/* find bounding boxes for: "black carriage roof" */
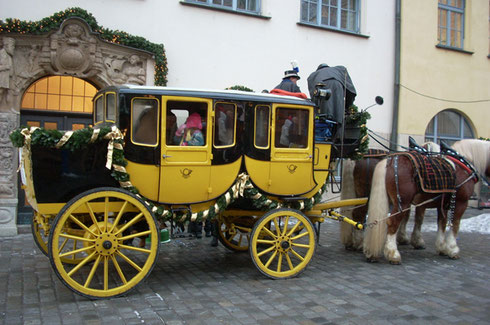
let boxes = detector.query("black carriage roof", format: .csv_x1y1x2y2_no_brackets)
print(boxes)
98,84,315,107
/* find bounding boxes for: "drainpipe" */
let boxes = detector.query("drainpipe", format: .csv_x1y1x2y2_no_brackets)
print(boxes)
390,0,401,150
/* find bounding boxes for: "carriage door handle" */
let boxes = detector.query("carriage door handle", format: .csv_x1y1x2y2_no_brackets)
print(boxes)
162,154,172,159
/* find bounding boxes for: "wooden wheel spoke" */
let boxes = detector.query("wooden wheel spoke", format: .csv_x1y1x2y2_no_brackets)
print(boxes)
291,242,311,249
264,250,277,268
290,248,305,262
119,230,152,241
262,226,277,239
110,201,129,233
273,218,281,236
257,239,275,245
286,221,302,237
85,202,101,234
67,251,97,277
103,256,109,291
59,244,95,258
114,212,144,236
291,231,309,241
285,252,294,270
84,255,102,288
257,245,275,257
237,234,244,246
59,237,69,251
276,252,283,272
116,251,142,272
111,255,127,284
282,216,290,236
68,215,97,237
59,233,95,243
104,197,109,231
119,244,151,254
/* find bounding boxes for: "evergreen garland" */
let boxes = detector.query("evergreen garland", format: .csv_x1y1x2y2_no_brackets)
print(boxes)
226,85,254,92
10,126,329,225
0,7,168,86
345,104,371,160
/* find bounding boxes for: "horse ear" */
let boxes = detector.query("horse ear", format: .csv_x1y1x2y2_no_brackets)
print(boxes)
440,141,452,153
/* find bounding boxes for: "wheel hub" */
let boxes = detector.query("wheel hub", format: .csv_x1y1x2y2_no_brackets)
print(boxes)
95,232,119,256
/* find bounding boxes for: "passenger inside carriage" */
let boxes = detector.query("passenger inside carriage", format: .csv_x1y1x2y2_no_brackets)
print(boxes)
175,112,205,146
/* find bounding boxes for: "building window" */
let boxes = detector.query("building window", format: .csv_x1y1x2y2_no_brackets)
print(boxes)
185,0,261,14
21,76,96,113
438,0,465,49
300,0,360,33
425,109,474,146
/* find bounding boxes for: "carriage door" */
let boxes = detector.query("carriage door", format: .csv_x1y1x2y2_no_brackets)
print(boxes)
158,97,212,204
269,104,316,195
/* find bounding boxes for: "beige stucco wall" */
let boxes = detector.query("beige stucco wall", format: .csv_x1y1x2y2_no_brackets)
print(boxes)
398,0,490,141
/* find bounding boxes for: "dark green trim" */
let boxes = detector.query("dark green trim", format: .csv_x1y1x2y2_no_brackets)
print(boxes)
435,44,474,55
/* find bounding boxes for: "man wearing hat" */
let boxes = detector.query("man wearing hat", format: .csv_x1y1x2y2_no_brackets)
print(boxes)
307,64,356,126
273,70,302,93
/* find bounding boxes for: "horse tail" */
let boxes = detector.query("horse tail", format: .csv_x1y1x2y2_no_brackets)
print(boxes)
363,158,389,260
340,159,356,246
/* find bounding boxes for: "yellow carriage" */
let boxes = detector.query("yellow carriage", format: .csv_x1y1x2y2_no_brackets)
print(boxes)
12,85,369,299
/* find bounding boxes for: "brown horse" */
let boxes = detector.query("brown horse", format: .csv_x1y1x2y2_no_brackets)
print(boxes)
340,143,440,251
363,139,489,264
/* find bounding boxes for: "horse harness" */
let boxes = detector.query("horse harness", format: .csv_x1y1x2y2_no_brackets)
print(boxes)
383,149,478,227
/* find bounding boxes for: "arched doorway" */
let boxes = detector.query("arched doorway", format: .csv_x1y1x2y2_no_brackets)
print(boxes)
424,109,475,146
17,75,98,224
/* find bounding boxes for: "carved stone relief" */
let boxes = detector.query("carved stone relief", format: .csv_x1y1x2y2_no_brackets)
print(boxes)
0,17,154,234
0,112,17,199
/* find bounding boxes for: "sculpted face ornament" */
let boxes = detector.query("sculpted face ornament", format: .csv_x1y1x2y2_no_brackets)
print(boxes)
287,164,298,173
180,168,193,178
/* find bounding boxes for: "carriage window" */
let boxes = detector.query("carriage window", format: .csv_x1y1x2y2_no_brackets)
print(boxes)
94,95,104,124
255,105,270,148
132,98,159,146
275,107,309,148
166,100,207,146
106,93,116,122
214,102,236,147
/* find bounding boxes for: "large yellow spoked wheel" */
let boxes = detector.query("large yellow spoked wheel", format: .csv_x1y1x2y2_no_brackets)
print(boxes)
218,215,255,252
32,212,85,264
250,208,316,279
48,187,159,299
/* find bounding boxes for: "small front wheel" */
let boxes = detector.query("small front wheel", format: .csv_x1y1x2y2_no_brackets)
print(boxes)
250,208,316,279
48,188,159,299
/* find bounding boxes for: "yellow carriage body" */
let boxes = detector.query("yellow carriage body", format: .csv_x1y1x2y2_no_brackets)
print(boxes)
17,85,369,298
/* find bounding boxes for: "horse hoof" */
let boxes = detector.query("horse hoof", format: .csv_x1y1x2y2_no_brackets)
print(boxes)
449,255,460,260
397,239,410,246
389,260,401,265
439,252,447,256
413,245,426,250
366,257,378,263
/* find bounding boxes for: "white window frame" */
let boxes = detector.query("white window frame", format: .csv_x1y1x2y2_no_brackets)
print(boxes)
425,109,474,145
185,0,261,14
300,0,360,33
438,0,465,49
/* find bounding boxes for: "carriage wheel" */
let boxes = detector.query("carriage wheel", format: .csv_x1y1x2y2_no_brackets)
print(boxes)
48,188,159,299
32,212,51,257
217,215,255,252
250,208,316,279
32,212,86,264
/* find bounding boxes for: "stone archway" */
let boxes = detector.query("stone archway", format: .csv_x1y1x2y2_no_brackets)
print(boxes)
0,17,155,236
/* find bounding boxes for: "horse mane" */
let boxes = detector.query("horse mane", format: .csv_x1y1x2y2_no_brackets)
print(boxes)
422,141,440,153
452,139,490,176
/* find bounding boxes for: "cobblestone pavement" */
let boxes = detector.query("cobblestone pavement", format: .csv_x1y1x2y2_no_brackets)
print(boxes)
0,207,489,325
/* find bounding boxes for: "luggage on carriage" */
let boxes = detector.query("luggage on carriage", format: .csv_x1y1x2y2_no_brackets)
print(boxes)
11,84,375,298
